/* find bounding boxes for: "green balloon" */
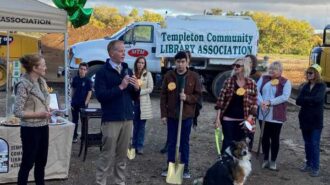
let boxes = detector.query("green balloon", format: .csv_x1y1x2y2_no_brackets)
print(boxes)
52,0,93,28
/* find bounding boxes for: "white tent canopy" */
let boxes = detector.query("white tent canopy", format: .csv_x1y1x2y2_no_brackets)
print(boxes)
0,0,69,116
0,0,67,33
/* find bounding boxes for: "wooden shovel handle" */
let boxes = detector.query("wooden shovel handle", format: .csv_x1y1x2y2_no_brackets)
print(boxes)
175,89,184,164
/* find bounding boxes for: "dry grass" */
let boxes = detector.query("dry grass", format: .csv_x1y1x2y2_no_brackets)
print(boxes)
259,54,309,87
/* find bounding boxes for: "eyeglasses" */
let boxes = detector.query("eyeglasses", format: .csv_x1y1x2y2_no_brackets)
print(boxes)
306,71,314,75
232,64,243,68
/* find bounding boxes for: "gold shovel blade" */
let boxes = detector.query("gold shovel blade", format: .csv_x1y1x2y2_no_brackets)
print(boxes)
166,162,184,184
127,148,136,160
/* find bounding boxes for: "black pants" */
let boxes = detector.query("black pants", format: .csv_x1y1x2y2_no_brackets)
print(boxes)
259,120,282,161
71,105,85,139
18,125,49,185
221,120,246,154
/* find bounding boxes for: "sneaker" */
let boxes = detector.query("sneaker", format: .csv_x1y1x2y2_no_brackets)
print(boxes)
183,171,191,179
183,168,191,179
310,170,320,177
161,168,168,177
262,160,269,169
137,149,144,155
300,164,312,172
72,138,78,143
269,161,277,171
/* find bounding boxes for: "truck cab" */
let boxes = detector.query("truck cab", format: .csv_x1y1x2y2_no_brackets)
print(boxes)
69,22,161,82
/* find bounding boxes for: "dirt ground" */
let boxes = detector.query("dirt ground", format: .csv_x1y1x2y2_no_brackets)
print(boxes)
1,87,329,185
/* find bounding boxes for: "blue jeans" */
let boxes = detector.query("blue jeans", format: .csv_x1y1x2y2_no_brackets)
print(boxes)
133,102,146,150
167,117,193,167
301,129,322,171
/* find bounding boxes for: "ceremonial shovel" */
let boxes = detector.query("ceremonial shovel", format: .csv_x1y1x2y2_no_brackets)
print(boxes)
127,133,136,160
166,89,185,184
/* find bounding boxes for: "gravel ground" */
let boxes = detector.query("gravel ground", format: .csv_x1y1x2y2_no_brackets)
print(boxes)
1,87,329,185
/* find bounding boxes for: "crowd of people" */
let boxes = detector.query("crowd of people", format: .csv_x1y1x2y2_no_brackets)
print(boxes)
13,39,326,185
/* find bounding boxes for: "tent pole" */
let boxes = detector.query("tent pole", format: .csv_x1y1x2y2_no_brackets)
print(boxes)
5,31,10,118
64,32,69,116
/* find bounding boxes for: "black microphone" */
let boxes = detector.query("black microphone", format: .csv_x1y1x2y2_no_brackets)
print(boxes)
124,68,129,76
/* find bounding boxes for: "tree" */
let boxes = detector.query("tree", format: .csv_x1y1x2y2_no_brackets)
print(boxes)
142,10,164,23
129,8,141,22
129,8,139,18
250,12,314,55
210,8,223,15
226,11,236,16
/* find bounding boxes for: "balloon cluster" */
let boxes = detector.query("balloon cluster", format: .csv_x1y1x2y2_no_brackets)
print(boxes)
52,0,93,28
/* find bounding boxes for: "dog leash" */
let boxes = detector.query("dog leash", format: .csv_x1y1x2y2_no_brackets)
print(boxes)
256,107,270,158
215,128,223,156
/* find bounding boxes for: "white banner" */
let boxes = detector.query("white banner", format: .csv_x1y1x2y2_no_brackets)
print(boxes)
156,29,258,58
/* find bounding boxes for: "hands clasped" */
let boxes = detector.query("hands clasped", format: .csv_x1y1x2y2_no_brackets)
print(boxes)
119,75,140,90
261,100,270,111
179,92,186,101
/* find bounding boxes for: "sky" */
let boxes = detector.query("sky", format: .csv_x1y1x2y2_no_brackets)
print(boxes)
40,0,330,30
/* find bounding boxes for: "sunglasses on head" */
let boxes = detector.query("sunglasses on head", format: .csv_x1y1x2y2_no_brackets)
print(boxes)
306,71,314,75
232,64,243,68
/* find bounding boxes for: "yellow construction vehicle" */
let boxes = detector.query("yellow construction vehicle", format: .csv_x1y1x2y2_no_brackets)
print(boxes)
0,33,40,90
310,24,330,107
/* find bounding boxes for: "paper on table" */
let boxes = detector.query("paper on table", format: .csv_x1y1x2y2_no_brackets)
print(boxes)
50,109,67,124
51,109,67,115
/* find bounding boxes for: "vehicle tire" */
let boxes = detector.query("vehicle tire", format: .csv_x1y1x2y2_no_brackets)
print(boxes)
86,64,103,99
211,70,231,98
0,64,7,91
87,64,103,85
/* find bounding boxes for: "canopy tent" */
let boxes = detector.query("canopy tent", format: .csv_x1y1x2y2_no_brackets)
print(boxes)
0,0,70,116
0,0,67,32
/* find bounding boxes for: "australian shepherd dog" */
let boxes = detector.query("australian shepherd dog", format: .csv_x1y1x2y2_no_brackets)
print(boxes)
194,139,252,185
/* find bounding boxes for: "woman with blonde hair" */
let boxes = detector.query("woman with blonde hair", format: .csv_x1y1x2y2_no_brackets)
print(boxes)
214,57,258,154
14,54,51,185
296,64,326,177
257,61,292,170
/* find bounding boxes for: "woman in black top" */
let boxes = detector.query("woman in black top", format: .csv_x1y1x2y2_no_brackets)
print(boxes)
296,64,326,177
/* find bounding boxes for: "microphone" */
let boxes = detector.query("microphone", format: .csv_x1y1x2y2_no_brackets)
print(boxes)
124,68,129,76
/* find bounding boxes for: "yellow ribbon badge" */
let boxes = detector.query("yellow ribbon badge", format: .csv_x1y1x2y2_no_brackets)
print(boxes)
137,79,143,87
47,87,53,93
271,79,279,86
168,82,176,91
236,87,246,96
